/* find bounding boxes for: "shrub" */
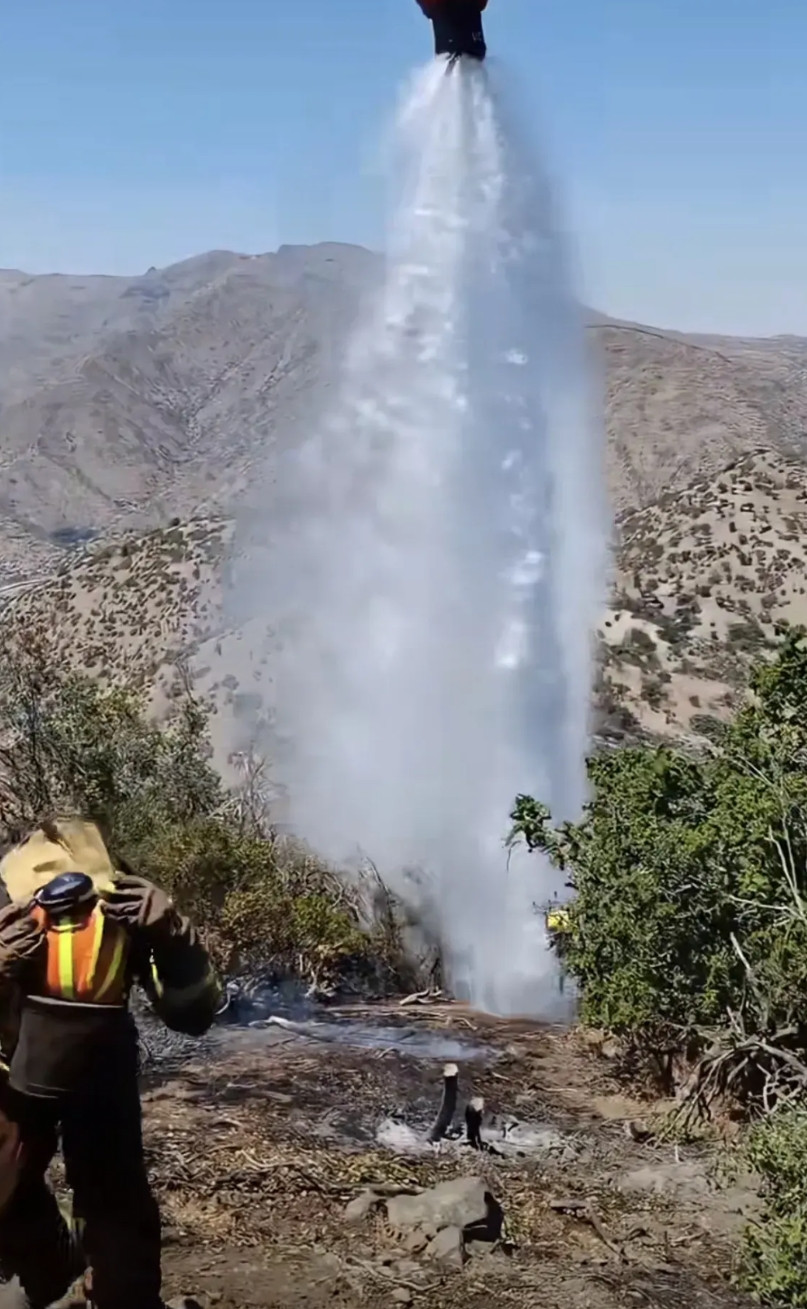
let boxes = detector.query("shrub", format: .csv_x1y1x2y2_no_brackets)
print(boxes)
508,750,736,1044
737,1111,807,1306
509,628,807,1082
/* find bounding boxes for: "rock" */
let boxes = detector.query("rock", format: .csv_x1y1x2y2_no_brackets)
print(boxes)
386,1176,502,1241
391,1291,414,1306
580,1027,608,1050
620,1161,710,1200
424,1225,467,1269
403,1228,429,1254
345,1188,383,1223
264,1090,294,1106
619,1157,761,1235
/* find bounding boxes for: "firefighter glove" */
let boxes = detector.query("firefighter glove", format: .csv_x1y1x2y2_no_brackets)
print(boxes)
103,874,178,940
0,901,44,978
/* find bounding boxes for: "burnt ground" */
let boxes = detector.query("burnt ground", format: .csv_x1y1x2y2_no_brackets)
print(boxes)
119,1004,762,1309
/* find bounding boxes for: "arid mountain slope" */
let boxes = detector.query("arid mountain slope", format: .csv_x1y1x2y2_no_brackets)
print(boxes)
0,245,374,577
2,245,807,583
0,518,260,770
599,324,807,512
5,447,806,746
599,447,807,738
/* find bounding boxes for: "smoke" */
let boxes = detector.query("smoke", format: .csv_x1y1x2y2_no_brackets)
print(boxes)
229,58,606,1017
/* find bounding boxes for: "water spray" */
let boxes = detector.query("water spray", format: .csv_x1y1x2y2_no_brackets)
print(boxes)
233,58,605,1017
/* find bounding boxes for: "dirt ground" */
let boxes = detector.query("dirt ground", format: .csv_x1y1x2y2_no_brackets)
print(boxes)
120,1003,762,1309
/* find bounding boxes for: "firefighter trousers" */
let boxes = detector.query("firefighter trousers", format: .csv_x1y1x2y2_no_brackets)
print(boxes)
0,1039,162,1309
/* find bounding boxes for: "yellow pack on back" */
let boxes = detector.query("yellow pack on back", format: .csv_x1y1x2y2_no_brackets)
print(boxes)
0,818,117,905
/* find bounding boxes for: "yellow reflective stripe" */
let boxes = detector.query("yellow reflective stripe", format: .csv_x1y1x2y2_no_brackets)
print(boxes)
154,966,219,1008
44,911,127,1003
56,919,76,999
85,909,105,990
93,929,127,1003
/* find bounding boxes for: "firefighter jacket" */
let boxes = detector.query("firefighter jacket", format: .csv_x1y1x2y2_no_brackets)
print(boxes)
0,818,222,1098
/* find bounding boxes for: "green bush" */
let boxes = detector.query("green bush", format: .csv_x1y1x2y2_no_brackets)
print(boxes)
738,1111,807,1306
509,751,736,1043
509,628,807,1055
512,629,807,1298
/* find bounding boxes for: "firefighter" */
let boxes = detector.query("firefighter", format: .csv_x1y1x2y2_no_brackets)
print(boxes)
545,904,571,937
0,817,222,1309
415,0,489,62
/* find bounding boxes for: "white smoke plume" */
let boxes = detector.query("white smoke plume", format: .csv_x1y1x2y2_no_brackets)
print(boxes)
230,58,606,1016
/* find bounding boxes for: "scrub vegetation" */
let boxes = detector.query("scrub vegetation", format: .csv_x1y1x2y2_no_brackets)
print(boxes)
511,626,807,1304
0,639,414,999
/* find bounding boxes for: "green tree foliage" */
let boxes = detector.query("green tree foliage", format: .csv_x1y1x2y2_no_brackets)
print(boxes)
508,628,807,1050
510,630,807,1305
738,1111,807,1306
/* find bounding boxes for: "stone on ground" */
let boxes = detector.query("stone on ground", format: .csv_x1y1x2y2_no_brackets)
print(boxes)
424,1225,467,1269
385,1175,503,1245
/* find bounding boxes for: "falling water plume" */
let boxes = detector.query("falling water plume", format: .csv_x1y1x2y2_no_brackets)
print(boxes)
234,58,606,1016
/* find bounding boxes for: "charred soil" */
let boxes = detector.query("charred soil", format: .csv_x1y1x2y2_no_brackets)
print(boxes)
124,1004,761,1309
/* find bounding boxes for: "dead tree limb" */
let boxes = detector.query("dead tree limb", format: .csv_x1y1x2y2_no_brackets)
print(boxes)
674,1024,807,1125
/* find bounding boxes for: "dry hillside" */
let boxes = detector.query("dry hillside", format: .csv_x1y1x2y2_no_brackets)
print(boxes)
0,246,374,580
599,447,807,739
0,518,271,770
5,445,806,747
4,243,807,746
3,246,807,585
599,323,807,512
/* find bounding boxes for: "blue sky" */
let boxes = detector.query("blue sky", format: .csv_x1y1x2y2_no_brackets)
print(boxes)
0,0,802,335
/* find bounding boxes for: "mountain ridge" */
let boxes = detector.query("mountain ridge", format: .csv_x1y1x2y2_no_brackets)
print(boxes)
3,242,807,746
2,242,807,586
